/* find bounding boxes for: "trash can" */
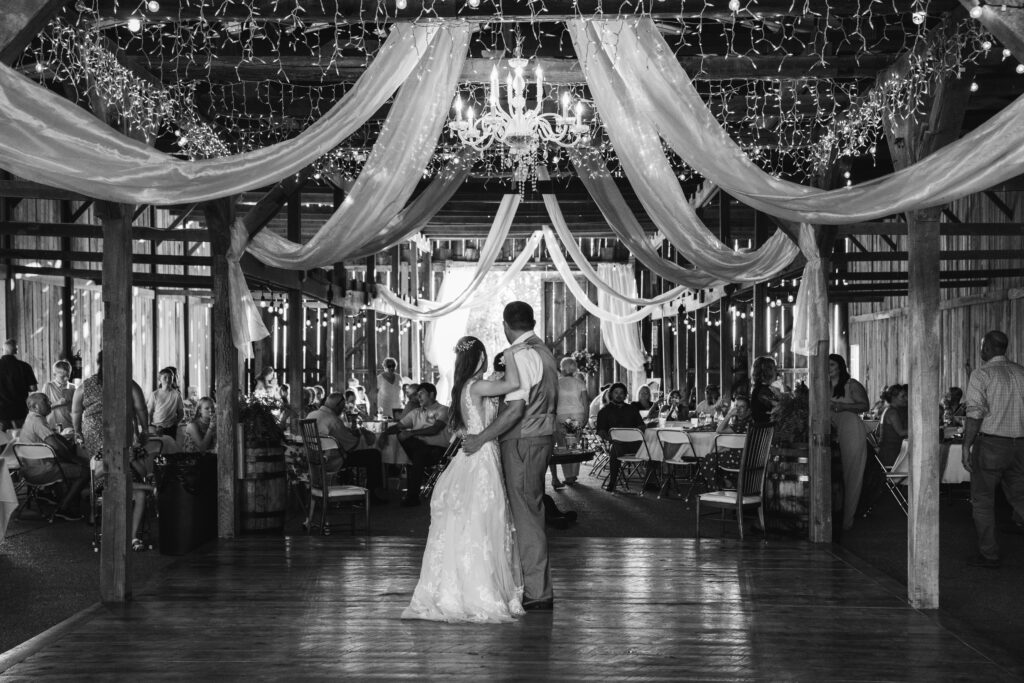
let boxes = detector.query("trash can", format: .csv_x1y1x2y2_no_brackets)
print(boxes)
157,452,217,555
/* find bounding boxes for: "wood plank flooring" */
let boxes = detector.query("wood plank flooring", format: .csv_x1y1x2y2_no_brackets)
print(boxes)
3,536,1020,681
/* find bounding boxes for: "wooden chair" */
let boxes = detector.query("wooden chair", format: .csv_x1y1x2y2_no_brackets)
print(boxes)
299,419,369,535
696,425,774,540
12,443,67,522
655,429,699,500
606,428,654,493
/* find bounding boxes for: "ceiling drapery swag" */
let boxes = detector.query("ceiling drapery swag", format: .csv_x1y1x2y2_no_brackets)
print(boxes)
0,22,469,204
578,17,1024,224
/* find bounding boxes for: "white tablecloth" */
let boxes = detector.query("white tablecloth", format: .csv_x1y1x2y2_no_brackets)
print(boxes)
376,433,412,466
893,440,971,484
643,429,730,462
1,456,18,544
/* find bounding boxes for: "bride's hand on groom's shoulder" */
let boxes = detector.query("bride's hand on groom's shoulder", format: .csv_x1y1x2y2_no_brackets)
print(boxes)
462,434,483,454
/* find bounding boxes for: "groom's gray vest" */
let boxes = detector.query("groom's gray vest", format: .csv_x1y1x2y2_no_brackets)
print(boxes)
500,334,559,441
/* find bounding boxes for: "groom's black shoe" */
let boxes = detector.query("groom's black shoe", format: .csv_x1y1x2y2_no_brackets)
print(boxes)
523,599,554,612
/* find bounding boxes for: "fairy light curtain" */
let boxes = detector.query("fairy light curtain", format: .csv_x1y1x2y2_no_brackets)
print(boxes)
0,23,466,204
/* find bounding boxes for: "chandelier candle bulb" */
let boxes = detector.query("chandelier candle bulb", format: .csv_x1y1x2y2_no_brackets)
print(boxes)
561,92,570,120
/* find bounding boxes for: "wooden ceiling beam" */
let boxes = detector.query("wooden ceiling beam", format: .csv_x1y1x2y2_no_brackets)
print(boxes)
841,249,1024,262
960,0,1024,62
0,0,67,65
838,221,1024,236
0,220,210,242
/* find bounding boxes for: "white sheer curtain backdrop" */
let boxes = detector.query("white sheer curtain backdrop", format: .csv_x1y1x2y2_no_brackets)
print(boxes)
596,264,648,374
424,265,476,401
568,22,800,282
587,18,1024,224
0,23,462,204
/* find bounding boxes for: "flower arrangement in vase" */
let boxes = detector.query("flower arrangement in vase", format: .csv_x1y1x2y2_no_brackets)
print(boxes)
571,350,599,376
560,417,582,448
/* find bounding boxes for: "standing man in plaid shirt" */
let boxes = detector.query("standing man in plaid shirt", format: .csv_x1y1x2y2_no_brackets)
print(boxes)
962,330,1024,568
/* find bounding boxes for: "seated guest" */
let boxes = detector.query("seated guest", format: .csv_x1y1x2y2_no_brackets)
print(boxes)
660,390,685,422
588,383,612,428
43,360,75,430
307,393,386,504
632,384,660,422
394,382,421,423
181,386,199,423
942,386,966,425
21,392,87,520
868,387,888,420
182,397,216,453
695,384,727,419
596,382,645,493
716,396,752,435
859,383,908,518
385,383,450,507
147,367,184,438
312,385,326,408
253,366,279,400
276,383,300,432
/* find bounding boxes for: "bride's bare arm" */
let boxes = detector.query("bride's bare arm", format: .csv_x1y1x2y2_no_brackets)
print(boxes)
471,349,524,398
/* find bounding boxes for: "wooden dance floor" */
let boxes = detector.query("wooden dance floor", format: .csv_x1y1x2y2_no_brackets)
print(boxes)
3,536,1021,681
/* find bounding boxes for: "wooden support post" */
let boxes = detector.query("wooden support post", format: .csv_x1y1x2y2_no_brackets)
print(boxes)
907,208,942,607
409,247,422,382
332,264,346,389
718,193,734,395
97,201,134,602
59,201,74,360
880,18,971,607
752,212,769,358
204,199,239,539
287,194,304,418
365,256,378,401
807,232,835,544
695,309,708,402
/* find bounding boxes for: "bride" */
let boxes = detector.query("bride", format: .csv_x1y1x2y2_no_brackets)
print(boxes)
402,336,525,623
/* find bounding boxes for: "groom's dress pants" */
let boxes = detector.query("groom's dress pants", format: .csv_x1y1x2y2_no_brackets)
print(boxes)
501,435,554,602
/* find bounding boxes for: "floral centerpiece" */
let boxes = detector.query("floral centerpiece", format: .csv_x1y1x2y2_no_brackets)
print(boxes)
239,394,286,446
560,417,582,448
571,350,599,375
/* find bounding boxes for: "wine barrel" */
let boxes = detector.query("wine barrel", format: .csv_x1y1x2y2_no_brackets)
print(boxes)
764,444,810,533
239,443,287,534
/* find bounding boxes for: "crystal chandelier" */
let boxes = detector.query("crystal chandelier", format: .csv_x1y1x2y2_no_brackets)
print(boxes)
448,48,590,187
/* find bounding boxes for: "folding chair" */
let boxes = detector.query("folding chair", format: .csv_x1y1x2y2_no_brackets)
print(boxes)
421,436,462,502
12,443,68,523
656,429,699,500
877,441,910,515
606,428,654,493
299,419,369,535
697,425,774,540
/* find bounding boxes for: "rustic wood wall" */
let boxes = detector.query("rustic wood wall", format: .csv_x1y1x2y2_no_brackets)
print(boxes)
847,189,1024,396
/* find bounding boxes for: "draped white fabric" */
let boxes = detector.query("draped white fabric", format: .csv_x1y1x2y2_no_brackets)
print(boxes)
228,220,272,358
790,224,828,356
0,23,466,204
587,17,1024,224
568,22,801,282
244,32,473,272
543,194,692,304
596,264,648,372
374,196,545,320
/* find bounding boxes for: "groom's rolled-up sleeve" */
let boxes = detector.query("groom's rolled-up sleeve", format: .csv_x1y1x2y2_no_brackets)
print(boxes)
504,348,542,403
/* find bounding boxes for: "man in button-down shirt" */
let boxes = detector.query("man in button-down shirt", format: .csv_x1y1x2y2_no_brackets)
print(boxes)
962,330,1024,568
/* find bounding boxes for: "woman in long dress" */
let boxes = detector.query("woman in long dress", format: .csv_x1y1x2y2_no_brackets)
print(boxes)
829,353,870,530
402,336,525,623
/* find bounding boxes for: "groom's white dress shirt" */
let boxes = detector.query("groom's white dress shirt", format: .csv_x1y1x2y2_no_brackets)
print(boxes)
504,331,542,403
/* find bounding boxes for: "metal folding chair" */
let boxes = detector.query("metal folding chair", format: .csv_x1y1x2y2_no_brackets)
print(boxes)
12,443,67,522
421,436,462,501
877,441,910,515
607,428,654,493
656,429,699,500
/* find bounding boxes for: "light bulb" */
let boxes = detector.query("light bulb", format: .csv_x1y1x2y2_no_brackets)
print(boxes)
970,81,979,92
1017,64,1024,74
843,170,851,179
969,4,983,19
126,16,142,32
396,0,407,8
981,40,992,51
468,0,481,8
34,62,45,73
912,10,926,24
1004,48,1012,60
728,0,740,10
146,0,160,11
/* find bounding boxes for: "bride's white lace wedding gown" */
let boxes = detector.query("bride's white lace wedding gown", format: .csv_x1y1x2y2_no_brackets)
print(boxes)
402,379,524,623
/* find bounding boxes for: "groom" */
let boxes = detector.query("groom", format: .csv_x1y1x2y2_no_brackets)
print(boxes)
462,301,557,611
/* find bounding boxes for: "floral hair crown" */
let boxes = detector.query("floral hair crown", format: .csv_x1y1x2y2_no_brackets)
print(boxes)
455,338,475,353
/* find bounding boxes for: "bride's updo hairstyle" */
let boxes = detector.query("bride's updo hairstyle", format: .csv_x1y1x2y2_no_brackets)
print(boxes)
449,336,487,432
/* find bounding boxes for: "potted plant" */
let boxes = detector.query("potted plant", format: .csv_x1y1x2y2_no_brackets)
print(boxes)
237,394,288,534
